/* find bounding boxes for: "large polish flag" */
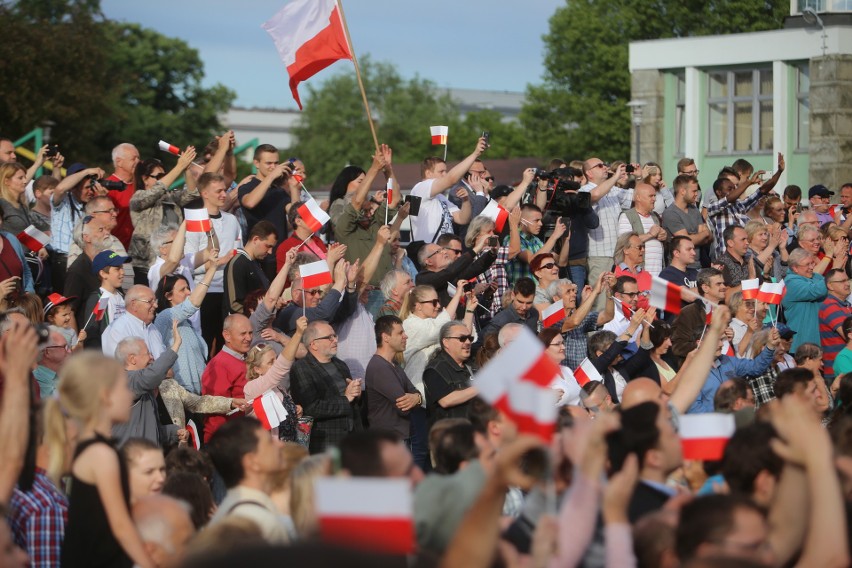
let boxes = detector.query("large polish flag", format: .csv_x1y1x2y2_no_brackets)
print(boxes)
481,199,510,232
573,358,602,387
679,413,736,461
315,477,414,555
298,198,330,233
542,300,564,328
741,278,760,301
476,328,561,441
185,209,212,233
430,125,448,145
262,0,353,109
16,225,49,252
649,275,682,314
756,281,785,305
252,391,289,430
299,260,333,289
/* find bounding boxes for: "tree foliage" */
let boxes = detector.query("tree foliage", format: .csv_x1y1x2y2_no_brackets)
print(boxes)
0,0,234,167
289,57,533,185
521,0,788,162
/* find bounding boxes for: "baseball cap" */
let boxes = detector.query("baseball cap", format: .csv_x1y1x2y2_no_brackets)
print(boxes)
66,163,88,176
43,292,77,316
92,250,131,275
808,184,834,199
490,185,514,201
773,323,796,340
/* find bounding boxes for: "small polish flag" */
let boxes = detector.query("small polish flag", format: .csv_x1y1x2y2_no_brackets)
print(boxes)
741,278,760,301
297,198,330,233
386,178,393,205
475,327,561,440
705,303,712,326
186,419,201,450
158,140,180,156
316,477,414,555
16,225,49,252
300,260,333,290
93,295,109,322
542,300,564,328
573,357,602,387
430,125,448,145
185,209,212,233
649,275,682,314
481,199,510,232
756,281,785,305
252,391,289,430
679,413,736,461
722,340,736,358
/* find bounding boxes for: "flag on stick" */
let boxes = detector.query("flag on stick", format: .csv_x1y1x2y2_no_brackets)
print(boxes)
679,413,736,461
574,358,602,387
93,295,108,322
16,225,49,252
756,281,785,305
475,328,561,441
297,198,330,233
186,419,201,450
741,278,760,301
649,275,682,314
185,209,212,233
430,125,448,145
262,0,353,110
252,391,289,430
542,300,564,328
158,140,180,155
481,200,510,233
315,477,414,555
300,260,333,289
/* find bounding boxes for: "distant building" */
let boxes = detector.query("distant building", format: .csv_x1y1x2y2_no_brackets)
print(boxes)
628,1,852,198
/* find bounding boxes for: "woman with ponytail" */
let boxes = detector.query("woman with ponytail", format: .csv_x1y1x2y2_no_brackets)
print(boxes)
47,352,155,568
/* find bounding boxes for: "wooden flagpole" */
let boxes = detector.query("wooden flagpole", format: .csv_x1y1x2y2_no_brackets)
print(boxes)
336,0,380,153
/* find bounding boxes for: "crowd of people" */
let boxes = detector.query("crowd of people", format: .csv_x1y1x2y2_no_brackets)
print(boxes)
0,130,851,568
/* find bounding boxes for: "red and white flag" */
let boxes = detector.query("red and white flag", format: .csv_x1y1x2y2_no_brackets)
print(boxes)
386,178,393,205
297,198,330,233
481,199,509,232
158,140,180,156
262,0,353,110
186,419,201,450
252,391,289,430
679,413,736,461
315,477,414,555
185,209,212,233
476,328,561,441
300,260,333,289
756,281,785,305
542,300,564,328
430,125,448,145
16,225,49,252
722,340,736,358
649,275,681,314
573,358,602,387
705,302,712,326
93,295,108,322
741,278,759,301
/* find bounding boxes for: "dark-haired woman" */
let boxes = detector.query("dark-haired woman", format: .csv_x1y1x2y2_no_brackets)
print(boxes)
152,258,216,394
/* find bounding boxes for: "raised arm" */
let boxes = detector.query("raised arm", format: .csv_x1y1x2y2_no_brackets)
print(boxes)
188,257,217,307
429,137,487,197
669,306,729,415
203,131,233,176
359,226,391,287
588,164,625,204
351,148,385,211
263,248,297,312
53,167,104,206
240,162,292,210
507,169,536,211
159,147,197,190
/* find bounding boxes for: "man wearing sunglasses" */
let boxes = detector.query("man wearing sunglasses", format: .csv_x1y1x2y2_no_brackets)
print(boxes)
416,235,496,309
423,321,478,425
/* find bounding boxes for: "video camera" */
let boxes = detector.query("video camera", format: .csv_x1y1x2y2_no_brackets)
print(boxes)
534,167,589,215
85,174,126,191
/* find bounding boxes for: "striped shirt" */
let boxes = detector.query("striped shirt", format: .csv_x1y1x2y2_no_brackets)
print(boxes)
50,193,85,254
579,183,634,257
819,294,852,380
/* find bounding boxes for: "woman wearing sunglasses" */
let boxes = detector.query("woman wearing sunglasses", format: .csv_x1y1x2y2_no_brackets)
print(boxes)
129,149,198,285
531,252,562,315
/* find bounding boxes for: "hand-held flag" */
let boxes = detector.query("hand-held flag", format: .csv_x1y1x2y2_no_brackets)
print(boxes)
481,200,509,233
741,278,760,301
649,275,682,314
16,225,49,252
252,391,289,430
573,358,602,387
158,140,180,156
185,209,212,233
186,419,201,450
430,125,448,145
542,300,564,328
300,260,333,289
756,281,785,305
297,198,330,233
679,413,736,461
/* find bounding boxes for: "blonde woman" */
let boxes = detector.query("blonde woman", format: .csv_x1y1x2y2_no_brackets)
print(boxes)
0,162,35,235
289,454,331,539
745,219,786,280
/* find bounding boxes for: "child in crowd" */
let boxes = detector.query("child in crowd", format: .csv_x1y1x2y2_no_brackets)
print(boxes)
43,292,86,351
82,249,130,350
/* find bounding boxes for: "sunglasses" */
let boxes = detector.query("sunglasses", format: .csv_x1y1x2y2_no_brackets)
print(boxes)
538,262,556,271
447,335,474,343
148,172,166,180
418,299,441,307
294,288,322,296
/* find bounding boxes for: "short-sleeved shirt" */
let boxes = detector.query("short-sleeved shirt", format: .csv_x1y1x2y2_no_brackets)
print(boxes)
106,176,136,249
579,182,634,257
661,203,703,270
834,347,852,378
410,179,459,243
237,178,290,239
658,265,698,318
617,211,665,276
819,295,852,379
505,232,543,286
718,251,749,288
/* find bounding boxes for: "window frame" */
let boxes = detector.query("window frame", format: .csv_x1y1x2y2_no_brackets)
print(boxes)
706,68,774,156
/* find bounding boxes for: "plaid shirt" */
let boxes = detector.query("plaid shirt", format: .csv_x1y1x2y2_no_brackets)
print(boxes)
505,232,543,287
745,366,778,408
476,245,511,315
706,192,762,257
580,183,634,257
8,468,68,567
564,311,601,370
50,192,85,254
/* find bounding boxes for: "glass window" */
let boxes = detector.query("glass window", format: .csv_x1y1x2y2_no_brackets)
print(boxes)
796,63,810,150
706,68,773,154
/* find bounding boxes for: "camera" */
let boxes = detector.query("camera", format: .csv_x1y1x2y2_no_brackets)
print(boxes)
44,145,59,159
625,164,635,174
486,236,499,248
86,174,126,191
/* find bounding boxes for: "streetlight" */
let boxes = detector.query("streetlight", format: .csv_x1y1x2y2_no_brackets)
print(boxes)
626,100,647,164
802,7,828,57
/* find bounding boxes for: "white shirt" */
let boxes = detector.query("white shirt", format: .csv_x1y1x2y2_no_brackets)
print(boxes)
551,366,582,407
602,309,641,343
183,210,242,293
617,212,664,276
102,312,166,360
99,288,126,325
580,182,634,257
410,179,460,243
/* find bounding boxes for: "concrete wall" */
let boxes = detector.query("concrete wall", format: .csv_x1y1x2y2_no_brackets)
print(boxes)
630,70,666,165
809,54,852,188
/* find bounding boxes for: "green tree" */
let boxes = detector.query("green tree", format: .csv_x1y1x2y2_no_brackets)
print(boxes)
289,57,533,184
0,0,233,167
521,0,788,161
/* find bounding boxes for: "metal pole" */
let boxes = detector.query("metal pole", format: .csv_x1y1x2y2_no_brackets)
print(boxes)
636,123,641,164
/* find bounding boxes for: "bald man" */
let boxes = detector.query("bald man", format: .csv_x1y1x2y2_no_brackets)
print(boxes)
201,314,252,441
133,495,195,568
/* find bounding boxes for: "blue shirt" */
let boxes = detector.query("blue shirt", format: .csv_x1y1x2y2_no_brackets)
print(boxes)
782,272,828,351
687,348,775,414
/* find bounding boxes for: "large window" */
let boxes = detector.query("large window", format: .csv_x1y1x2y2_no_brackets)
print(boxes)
674,72,686,156
707,68,773,154
796,63,810,150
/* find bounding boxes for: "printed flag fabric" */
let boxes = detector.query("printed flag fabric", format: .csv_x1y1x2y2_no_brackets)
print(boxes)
16,225,49,252
573,358,602,387
252,391,289,430
299,260,333,289
756,281,785,305
158,140,180,155
262,0,353,109
542,300,564,328
430,125,448,145
679,413,736,461
93,295,109,322
741,278,759,301
186,419,201,450
481,199,509,232
315,477,414,555
185,209,212,233
649,275,682,314
475,327,561,441
298,198,330,233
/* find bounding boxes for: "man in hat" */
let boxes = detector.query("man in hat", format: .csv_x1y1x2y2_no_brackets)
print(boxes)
808,184,835,226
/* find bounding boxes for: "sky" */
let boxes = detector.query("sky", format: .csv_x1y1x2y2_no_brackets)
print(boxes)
100,0,564,109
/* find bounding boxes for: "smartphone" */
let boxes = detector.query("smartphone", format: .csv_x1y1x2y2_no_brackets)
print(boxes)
482,131,490,147
560,216,572,233
403,194,422,216
487,236,499,247
796,203,803,213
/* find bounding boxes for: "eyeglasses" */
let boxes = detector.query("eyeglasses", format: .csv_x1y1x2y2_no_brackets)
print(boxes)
418,299,441,307
631,245,646,250
425,249,443,260
82,215,95,225
447,335,474,343
294,288,322,296
313,333,338,342
549,341,564,348
134,298,156,305
93,208,118,215
443,247,463,255
828,279,850,285
620,291,640,298
484,176,494,182
160,240,174,247
591,163,608,170
469,170,487,176
44,344,71,352
538,262,556,271
251,343,268,352
680,170,699,176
